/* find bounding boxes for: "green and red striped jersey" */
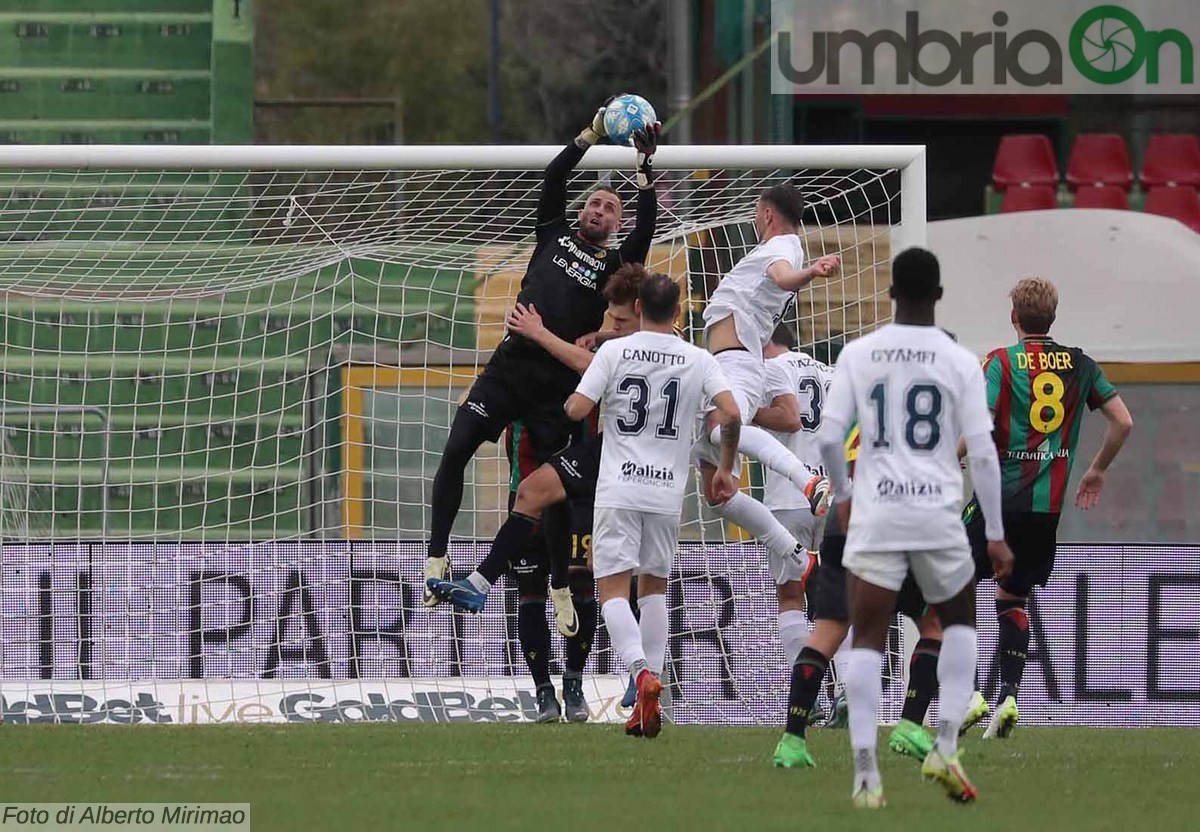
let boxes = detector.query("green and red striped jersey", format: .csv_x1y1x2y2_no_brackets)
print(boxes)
984,336,1117,514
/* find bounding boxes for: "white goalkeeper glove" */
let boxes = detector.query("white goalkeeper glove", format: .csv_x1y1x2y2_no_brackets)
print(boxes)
577,96,616,147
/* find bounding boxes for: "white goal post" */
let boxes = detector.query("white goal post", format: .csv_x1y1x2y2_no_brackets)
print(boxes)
0,142,925,726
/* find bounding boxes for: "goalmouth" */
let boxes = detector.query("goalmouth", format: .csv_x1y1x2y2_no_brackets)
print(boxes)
0,142,925,726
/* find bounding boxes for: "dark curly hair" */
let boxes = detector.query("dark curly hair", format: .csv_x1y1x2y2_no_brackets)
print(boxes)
603,262,647,306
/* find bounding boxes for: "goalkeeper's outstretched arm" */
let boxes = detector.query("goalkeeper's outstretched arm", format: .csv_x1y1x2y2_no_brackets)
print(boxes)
534,101,612,235
619,124,661,264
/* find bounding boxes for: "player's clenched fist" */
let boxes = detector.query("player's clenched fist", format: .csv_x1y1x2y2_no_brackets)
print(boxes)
810,254,840,278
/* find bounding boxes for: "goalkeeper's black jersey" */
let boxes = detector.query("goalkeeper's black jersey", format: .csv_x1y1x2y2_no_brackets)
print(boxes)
494,142,657,386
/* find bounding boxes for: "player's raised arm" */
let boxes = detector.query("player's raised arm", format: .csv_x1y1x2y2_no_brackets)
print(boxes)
616,124,660,264
767,254,841,293
535,100,612,235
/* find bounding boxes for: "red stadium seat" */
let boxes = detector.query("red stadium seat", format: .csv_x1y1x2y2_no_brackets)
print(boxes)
1066,134,1133,191
992,134,1059,190
1073,185,1129,210
1144,185,1200,233
1140,133,1200,188
1000,185,1058,213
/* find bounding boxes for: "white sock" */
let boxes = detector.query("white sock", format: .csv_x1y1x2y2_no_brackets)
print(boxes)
601,597,648,678
845,647,883,791
778,609,809,667
637,594,669,675
710,423,818,491
710,492,797,559
466,571,491,593
935,624,977,757
830,631,853,688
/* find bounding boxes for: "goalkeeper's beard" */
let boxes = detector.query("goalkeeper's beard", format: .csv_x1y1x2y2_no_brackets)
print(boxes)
577,222,609,245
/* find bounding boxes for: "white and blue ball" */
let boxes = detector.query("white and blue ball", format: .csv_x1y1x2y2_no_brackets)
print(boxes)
603,94,657,146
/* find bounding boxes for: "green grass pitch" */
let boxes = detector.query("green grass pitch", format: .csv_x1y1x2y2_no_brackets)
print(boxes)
1,725,1194,831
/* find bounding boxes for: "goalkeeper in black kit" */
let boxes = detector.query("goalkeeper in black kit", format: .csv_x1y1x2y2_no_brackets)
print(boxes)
424,100,660,628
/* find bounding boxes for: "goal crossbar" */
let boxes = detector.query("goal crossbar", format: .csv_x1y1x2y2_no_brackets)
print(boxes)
0,143,926,172
0,142,927,255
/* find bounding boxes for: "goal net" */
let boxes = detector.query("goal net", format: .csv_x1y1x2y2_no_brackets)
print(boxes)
0,144,925,725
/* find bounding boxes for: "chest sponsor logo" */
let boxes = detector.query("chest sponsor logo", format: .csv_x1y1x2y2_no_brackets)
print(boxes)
620,460,675,487
875,477,945,502
555,236,606,291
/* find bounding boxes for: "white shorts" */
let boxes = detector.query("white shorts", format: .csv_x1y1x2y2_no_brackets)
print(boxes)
691,350,765,477
843,544,975,605
769,508,824,585
592,507,680,579
713,349,765,422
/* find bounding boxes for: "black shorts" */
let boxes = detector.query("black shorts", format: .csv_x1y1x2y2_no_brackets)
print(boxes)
460,348,581,463
506,473,595,592
968,506,1060,597
550,434,602,504
807,530,928,623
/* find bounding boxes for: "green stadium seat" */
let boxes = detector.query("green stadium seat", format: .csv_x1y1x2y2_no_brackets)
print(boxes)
0,70,210,120
0,18,213,71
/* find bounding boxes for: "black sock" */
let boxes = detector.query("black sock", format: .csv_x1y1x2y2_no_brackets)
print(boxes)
477,512,538,585
565,596,597,674
518,599,552,688
997,598,1030,703
786,647,830,738
900,637,941,725
542,502,572,590
428,411,488,557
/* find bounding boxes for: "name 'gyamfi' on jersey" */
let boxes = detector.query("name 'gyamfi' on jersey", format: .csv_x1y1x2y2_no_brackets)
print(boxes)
820,324,994,554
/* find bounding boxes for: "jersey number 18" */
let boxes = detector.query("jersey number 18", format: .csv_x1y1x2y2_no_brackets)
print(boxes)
868,381,943,451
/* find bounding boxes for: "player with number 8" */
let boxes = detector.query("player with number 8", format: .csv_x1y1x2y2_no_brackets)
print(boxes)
963,277,1133,740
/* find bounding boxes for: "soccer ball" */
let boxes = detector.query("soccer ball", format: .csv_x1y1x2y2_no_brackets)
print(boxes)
603,94,657,146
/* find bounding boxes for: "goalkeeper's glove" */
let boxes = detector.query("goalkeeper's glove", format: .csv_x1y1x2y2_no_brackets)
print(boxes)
577,96,616,147
632,122,661,189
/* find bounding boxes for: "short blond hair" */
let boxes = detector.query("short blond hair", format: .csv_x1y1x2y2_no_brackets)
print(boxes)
1010,277,1058,334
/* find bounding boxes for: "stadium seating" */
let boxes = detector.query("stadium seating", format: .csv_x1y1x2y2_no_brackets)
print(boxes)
1073,185,1130,210
0,263,473,539
0,1,249,145
1067,134,1134,191
991,134,1059,190
1144,185,1200,233
1000,185,1059,213
1140,133,1200,189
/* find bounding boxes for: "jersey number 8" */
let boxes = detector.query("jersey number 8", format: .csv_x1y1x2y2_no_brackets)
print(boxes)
1030,371,1065,434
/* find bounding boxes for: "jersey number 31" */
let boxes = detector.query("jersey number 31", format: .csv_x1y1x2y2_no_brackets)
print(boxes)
616,375,682,438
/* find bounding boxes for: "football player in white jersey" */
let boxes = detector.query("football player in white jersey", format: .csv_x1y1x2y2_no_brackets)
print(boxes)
565,273,741,740
755,323,833,666
817,248,1014,809
694,185,840,587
